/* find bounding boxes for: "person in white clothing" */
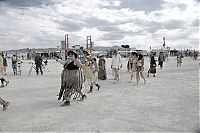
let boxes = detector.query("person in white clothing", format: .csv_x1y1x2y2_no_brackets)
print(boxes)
111,50,122,83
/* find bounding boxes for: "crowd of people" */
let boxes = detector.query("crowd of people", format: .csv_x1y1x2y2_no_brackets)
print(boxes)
56,50,105,106
56,49,173,106
0,51,47,110
0,49,198,109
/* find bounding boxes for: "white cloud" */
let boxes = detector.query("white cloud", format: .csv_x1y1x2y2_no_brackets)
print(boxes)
0,0,199,51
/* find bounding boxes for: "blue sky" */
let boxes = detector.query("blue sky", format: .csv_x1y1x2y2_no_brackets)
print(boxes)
0,0,199,50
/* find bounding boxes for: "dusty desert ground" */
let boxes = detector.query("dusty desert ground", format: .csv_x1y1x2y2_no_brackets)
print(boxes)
0,56,199,132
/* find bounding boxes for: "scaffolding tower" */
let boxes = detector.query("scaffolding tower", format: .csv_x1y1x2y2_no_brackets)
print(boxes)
65,34,69,50
86,35,93,53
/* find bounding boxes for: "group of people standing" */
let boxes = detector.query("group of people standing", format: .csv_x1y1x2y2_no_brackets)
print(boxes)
3,53,44,76
127,51,168,84
146,51,165,77
126,51,146,85
1,54,22,76
3,53,21,76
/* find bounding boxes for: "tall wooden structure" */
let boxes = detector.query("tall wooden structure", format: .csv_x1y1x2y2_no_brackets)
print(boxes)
86,35,93,53
163,37,166,47
65,34,69,50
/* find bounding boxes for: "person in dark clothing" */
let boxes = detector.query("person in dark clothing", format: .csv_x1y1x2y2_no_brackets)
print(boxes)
147,55,157,77
0,53,9,87
0,77,9,87
158,52,165,70
2,54,7,75
56,51,86,106
34,53,43,75
11,54,18,75
98,55,107,80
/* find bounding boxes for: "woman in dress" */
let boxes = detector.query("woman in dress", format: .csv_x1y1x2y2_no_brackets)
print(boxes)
147,55,157,77
98,55,107,80
56,51,86,106
88,58,101,93
136,54,146,85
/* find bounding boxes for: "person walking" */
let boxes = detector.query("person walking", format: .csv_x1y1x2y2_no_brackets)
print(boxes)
147,55,157,77
88,58,101,93
11,54,18,75
176,53,183,67
56,51,86,106
2,54,7,75
129,52,138,83
158,52,165,70
136,54,146,85
98,55,107,80
111,50,122,83
127,53,133,72
34,53,43,75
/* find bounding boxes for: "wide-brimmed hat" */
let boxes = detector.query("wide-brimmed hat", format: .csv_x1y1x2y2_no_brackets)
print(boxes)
67,50,78,58
131,52,138,56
